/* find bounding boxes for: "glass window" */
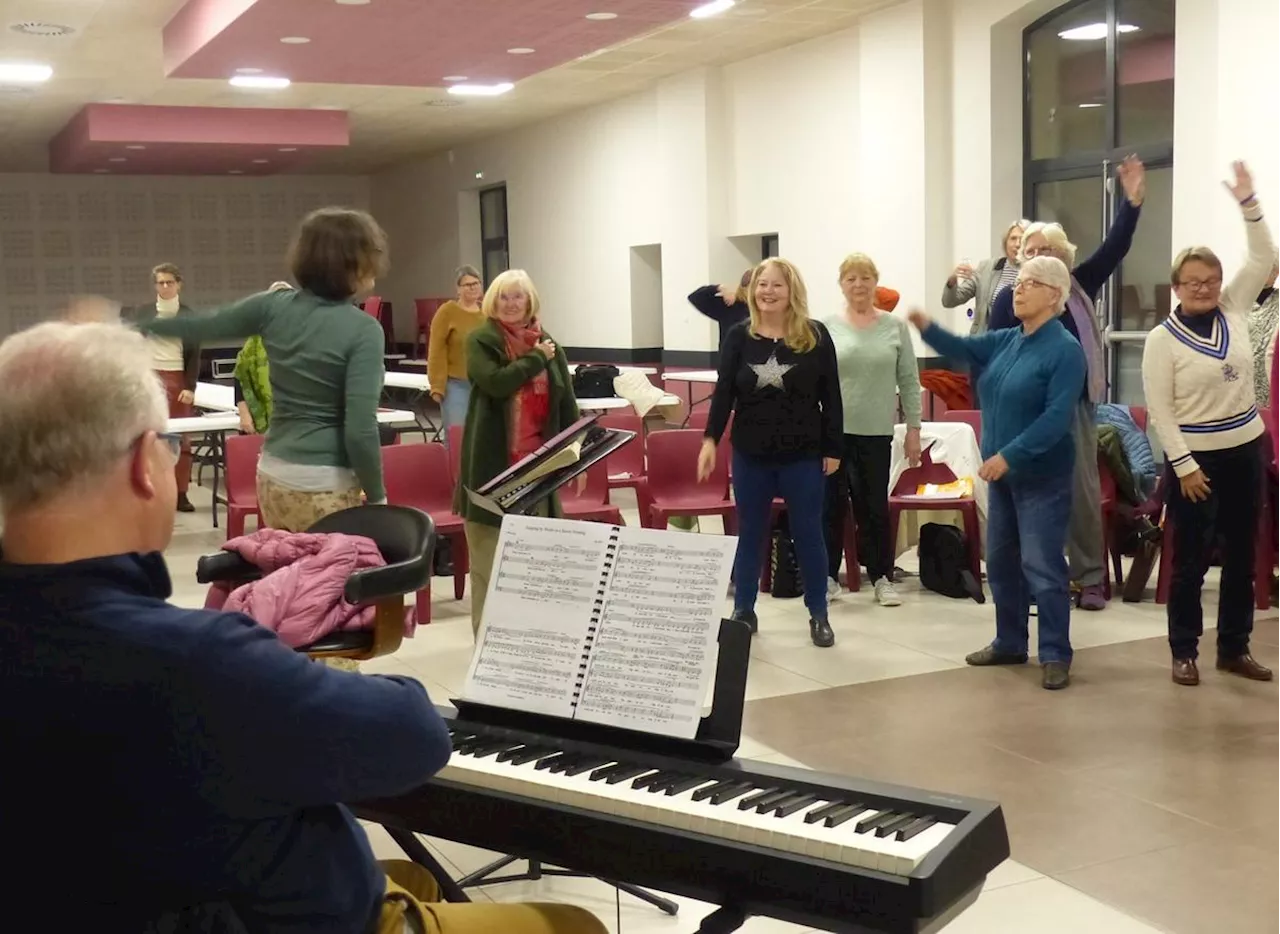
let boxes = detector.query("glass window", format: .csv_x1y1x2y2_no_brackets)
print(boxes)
1117,0,1175,148
1027,0,1108,160
480,187,507,239
1115,165,1173,330
1032,176,1104,266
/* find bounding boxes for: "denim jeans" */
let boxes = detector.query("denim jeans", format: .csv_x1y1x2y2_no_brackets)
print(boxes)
441,377,470,446
985,471,1074,665
731,451,829,620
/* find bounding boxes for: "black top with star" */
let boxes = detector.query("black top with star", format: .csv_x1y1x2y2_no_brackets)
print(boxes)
704,319,844,463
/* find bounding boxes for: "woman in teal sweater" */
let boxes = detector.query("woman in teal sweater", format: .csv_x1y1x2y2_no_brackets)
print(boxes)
908,256,1086,691
139,208,389,533
455,269,579,636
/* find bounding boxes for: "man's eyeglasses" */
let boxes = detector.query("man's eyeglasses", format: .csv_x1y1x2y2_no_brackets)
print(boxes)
1178,277,1222,292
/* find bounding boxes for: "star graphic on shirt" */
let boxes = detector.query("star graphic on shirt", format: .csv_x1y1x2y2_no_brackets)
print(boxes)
749,351,795,390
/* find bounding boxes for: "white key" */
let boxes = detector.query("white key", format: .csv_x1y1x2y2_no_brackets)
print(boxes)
889,821,957,874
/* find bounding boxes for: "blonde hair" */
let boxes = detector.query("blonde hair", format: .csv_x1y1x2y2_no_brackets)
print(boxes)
838,253,879,282
1170,247,1223,286
748,258,817,353
481,268,541,322
1003,219,1030,248
1019,256,1072,314
0,322,167,510
1019,222,1078,267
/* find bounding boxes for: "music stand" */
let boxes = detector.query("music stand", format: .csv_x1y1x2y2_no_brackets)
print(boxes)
384,616,753,916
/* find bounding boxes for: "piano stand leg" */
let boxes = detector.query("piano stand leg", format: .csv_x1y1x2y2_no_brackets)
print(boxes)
385,827,472,904
695,906,749,934
603,880,679,916
459,857,679,917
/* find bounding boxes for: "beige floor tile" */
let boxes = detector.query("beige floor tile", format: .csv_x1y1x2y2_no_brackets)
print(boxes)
943,877,1164,933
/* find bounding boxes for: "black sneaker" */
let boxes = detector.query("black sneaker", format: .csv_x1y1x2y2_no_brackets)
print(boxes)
176,494,195,513
809,617,835,648
965,645,1028,666
1042,662,1071,690
730,607,758,634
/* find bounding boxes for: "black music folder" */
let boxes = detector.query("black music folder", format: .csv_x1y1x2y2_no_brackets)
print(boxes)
465,415,636,517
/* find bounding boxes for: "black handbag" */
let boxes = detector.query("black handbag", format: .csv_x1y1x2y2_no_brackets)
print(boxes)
769,517,803,599
571,364,620,398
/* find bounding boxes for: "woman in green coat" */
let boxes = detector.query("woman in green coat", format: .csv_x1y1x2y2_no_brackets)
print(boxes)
455,268,580,635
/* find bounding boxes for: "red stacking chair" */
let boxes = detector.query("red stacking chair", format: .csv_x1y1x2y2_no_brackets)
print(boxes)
940,410,982,446
362,296,383,321
887,447,982,584
1097,452,1118,600
599,413,646,491
381,442,468,624
415,298,447,358
635,429,737,532
560,457,624,525
223,433,265,540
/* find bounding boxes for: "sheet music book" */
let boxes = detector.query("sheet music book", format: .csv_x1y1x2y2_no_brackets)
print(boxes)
461,515,737,740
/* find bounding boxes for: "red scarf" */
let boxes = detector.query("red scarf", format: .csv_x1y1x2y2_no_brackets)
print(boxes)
498,318,551,462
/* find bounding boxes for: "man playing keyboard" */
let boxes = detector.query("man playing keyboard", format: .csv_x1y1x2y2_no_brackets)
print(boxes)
0,320,604,934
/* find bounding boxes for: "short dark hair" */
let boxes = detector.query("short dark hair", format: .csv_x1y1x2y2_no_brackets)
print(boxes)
287,208,389,301
152,263,181,283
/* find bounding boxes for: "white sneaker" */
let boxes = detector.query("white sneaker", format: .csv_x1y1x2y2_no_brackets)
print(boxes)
874,577,902,607
826,578,841,601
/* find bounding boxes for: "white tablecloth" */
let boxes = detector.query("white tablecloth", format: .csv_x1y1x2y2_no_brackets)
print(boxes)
888,421,986,557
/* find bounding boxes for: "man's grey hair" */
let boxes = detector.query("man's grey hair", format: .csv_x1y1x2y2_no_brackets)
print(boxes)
1019,256,1073,315
0,322,168,510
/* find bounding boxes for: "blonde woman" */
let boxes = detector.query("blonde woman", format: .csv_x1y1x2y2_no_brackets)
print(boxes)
698,259,843,647
942,220,1028,334
427,265,485,443
454,269,579,635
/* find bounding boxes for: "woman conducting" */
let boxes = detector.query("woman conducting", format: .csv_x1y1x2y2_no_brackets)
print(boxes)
454,269,580,636
909,256,1086,691
699,258,843,648
1142,162,1275,687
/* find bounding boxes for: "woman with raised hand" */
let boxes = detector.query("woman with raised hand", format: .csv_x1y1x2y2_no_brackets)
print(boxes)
942,220,1028,335
1142,161,1276,687
908,256,1086,691
699,258,843,648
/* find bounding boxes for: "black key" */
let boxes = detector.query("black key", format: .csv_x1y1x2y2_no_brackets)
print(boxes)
855,809,901,834
749,790,794,813
896,816,939,842
737,787,782,811
588,762,630,782
563,757,613,777
508,746,554,766
547,754,583,774
497,745,537,764
453,738,485,754
710,783,755,806
644,773,687,793
805,801,854,824
632,770,672,790
825,803,869,828
875,813,918,838
605,765,651,785
692,780,738,802
468,740,513,759
773,794,821,818
534,753,572,771
664,775,710,796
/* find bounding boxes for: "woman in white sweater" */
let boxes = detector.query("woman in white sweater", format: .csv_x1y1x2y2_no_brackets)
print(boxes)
1141,161,1275,688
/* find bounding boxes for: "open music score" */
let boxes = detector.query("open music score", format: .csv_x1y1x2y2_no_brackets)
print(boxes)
462,516,736,740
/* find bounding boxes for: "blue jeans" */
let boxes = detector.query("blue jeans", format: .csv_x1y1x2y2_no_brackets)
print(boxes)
731,451,829,620
986,472,1074,665
441,378,470,445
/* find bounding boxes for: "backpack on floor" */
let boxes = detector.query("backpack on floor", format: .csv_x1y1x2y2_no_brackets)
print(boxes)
571,364,620,398
918,523,984,603
770,517,803,599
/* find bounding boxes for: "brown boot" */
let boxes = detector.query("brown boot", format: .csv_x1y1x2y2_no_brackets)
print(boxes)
1216,654,1273,681
1171,658,1199,686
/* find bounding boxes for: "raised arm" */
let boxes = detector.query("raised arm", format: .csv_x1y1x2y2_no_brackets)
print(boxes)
138,290,275,342
343,323,387,504
1220,163,1275,318
941,260,984,308
908,310,1010,367
688,285,749,328
466,328,550,399
999,342,1086,472
1074,155,1145,299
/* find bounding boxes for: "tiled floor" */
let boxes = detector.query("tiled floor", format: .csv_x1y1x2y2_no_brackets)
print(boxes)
165,480,1277,934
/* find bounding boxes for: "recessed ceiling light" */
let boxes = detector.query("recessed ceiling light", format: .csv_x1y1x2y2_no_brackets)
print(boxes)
125,144,146,150
507,47,535,54
1058,22,1138,40
278,147,298,152
448,82,513,97
10,22,74,37
690,0,735,18
334,0,371,5
280,36,310,44
229,75,290,89
252,158,269,164
228,169,244,175
108,157,127,162
0,62,53,84
1078,102,1103,109
443,75,468,82
585,12,618,20
235,67,264,75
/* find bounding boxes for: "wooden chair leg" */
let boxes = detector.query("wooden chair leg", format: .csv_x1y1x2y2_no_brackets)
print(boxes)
415,585,431,625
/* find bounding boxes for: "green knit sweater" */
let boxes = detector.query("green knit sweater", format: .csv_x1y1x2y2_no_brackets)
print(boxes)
140,288,387,502
454,319,579,527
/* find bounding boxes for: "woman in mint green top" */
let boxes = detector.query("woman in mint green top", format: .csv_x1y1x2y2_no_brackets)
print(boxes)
823,253,923,606
139,208,390,531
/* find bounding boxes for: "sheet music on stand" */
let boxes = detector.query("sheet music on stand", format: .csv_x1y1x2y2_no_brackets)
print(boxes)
462,516,737,740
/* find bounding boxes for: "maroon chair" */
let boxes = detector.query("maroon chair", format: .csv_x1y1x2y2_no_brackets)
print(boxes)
887,448,982,583
1097,452,1118,600
415,298,448,358
381,442,468,624
560,457,624,525
223,433,265,540
362,296,383,321
599,413,646,491
635,429,736,532
940,410,982,446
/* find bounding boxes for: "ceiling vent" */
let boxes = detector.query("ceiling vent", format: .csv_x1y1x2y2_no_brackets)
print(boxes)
10,22,75,37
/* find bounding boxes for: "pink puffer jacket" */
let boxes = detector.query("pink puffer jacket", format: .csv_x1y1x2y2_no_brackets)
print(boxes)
206,529,412,648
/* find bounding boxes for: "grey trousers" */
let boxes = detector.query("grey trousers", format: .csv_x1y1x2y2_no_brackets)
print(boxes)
1068,399,1105,587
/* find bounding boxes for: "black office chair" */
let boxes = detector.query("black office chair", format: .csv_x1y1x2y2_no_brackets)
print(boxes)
196,505,436,661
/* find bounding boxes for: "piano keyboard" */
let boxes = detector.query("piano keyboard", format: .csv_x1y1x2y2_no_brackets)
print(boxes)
442,725,957,876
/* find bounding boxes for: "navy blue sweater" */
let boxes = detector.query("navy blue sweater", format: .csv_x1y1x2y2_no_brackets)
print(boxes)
688,285,750,349
0,552,452,933
921,320,1085,478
